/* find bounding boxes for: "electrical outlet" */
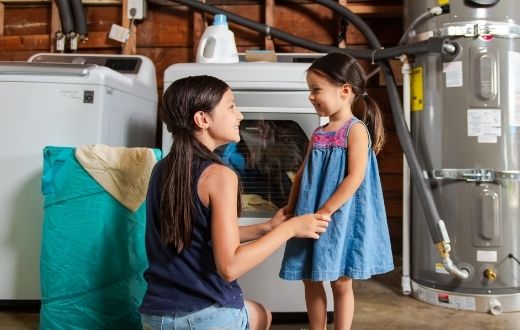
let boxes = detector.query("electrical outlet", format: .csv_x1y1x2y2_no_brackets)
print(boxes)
127,0,147,20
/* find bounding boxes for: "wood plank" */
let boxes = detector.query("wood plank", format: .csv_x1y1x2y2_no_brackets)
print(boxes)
138,46,193,87
264,0,274,50
338,0,347,48
2,6,49,35
122,0,136,54
50,0,60,52
0,31,121,51
0,2,4,36
0,34,50,50
192,1,206,61
78,31,124,48
1,0,120,4
1,4,400,49
381,174,403,194
0,0,402,17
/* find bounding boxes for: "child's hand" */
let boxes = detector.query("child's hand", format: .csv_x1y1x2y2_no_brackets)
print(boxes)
287,213,330,239
316,208,332,219
281,205,294,217
268,207,289,230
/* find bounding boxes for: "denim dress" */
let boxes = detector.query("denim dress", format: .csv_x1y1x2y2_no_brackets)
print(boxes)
279,117,394,281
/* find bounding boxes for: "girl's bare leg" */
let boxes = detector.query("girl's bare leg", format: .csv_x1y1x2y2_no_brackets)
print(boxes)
330,276,354,330
303,280,327,330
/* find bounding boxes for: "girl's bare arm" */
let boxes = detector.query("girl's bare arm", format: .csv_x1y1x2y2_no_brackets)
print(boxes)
202,164,329,282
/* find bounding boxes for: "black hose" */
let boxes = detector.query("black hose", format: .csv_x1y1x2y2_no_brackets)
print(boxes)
169,0,453,61
306,0,445,244
170,0,448,243
321,0,453,243
69,0,88,36
55,0,75,34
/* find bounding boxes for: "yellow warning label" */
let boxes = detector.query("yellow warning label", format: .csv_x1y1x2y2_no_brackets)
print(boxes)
411,67,424,112
438,0,449,5
435,262,449,274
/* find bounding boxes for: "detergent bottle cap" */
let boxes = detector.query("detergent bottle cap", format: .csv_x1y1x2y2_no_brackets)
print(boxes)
213,14,228,27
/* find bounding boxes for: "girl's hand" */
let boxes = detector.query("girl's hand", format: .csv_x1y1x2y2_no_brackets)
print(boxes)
281,205,293,217
316,208,332,219
267,207,289,230
286,213,330,239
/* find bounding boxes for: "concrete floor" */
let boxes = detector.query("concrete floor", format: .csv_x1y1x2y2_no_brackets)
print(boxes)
1,268,519,329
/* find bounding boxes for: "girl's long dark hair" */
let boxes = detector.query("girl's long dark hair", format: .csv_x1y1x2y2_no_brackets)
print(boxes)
308,52,386,154
160,75,242,253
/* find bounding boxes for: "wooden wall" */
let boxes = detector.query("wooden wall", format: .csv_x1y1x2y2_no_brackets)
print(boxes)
0,0,405,256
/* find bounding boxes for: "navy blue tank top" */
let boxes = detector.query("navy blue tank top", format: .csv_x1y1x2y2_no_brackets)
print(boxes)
139,158,244,315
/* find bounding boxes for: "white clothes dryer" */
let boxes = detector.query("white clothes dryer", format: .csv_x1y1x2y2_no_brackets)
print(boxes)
0,54,158,301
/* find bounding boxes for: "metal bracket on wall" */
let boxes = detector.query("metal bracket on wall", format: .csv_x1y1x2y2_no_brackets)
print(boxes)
426,168,520,183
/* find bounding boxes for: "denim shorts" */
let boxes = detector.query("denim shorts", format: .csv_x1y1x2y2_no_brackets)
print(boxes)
141,304,250,330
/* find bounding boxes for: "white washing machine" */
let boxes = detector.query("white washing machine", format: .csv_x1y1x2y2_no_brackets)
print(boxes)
163,62,334,316
0,54,158,301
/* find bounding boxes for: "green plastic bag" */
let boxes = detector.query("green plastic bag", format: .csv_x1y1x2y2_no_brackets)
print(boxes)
40,146,161,330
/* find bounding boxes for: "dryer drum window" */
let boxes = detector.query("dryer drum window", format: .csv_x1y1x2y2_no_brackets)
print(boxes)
216,119,309,217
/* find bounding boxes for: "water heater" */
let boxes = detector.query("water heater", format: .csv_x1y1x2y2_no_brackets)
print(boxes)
405,0,520,314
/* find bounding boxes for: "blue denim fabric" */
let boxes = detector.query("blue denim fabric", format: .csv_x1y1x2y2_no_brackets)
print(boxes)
280,118,394,281
141,304,250,330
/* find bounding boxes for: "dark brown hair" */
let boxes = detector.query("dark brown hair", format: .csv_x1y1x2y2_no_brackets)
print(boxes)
308,52,386,154
160,75,242,253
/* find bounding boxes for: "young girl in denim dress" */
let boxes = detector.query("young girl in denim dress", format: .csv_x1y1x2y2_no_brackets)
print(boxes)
279,52,394,329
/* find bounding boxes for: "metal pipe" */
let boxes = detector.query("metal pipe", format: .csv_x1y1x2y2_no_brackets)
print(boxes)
401,54,412,295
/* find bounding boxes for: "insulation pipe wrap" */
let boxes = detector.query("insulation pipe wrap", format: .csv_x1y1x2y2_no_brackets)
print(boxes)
69,0,88,37
55,0,75,34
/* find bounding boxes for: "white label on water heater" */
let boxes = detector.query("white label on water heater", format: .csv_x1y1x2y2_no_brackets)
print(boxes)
417,288,476,311
467,109,501,143
477,250,497,262
508,51,520,126
443,61,463,87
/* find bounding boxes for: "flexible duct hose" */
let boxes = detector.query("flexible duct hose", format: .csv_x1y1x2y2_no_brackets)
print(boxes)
69,0,88,37
55,0,75,34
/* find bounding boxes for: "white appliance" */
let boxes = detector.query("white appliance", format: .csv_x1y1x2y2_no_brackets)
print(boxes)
163,62,334,314
0,53,158,301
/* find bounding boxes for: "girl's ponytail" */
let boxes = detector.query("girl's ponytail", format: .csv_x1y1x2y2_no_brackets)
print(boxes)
161,130,194,253
361,93,385,154
160,76,242,253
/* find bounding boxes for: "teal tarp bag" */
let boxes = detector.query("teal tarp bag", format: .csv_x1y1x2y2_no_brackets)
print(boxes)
40,146,161,330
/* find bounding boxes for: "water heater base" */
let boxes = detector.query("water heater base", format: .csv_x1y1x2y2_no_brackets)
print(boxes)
411,281,520,315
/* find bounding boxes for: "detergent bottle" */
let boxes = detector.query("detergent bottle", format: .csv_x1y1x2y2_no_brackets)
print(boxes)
196,14,239,64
